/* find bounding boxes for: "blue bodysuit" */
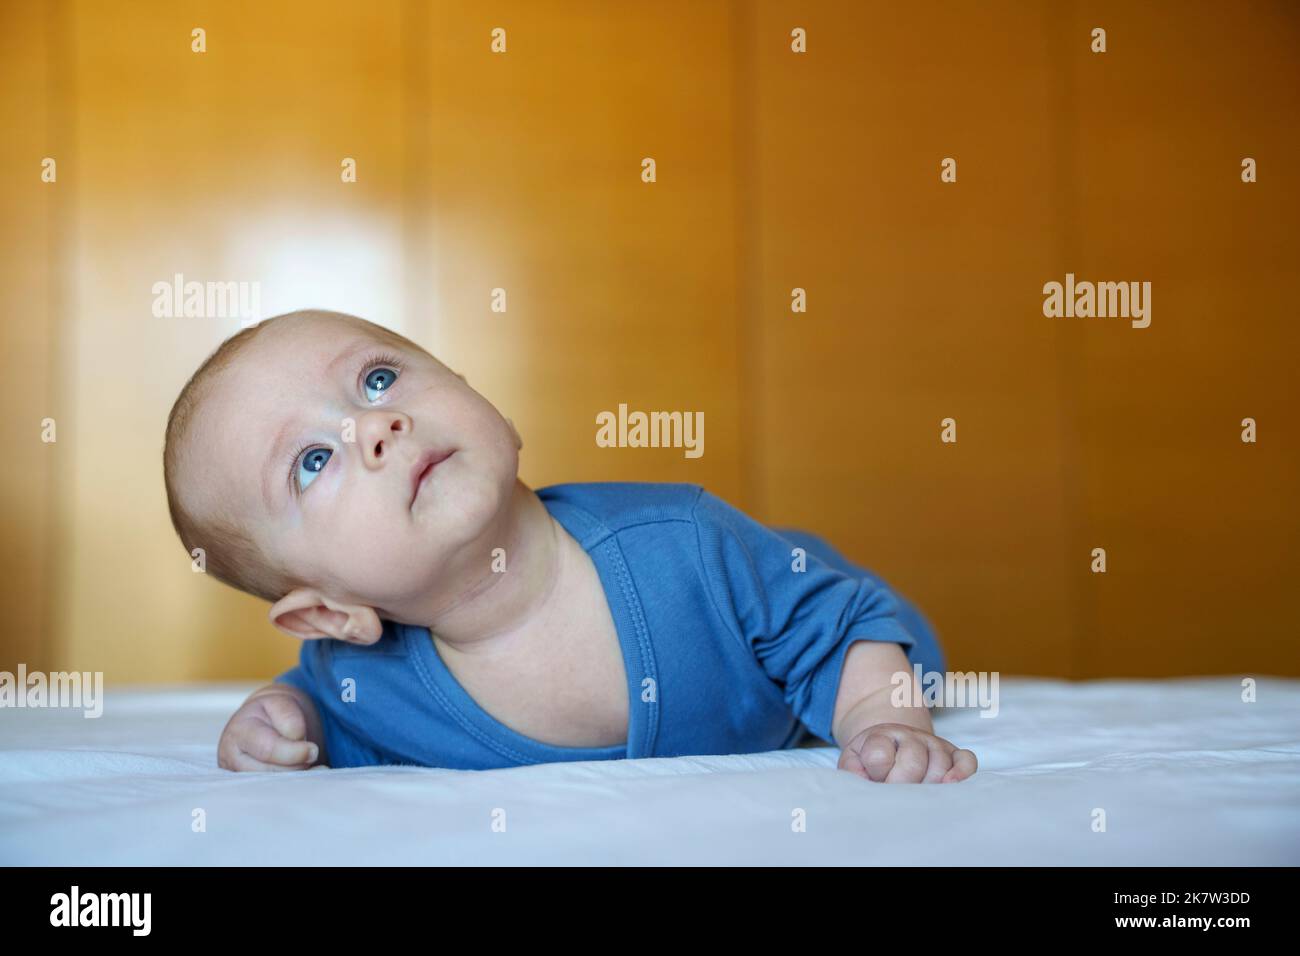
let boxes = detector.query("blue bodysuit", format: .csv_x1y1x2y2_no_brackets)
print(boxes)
274,482,946,769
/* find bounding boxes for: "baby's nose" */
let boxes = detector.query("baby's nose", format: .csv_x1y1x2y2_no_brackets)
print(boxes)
358,409,412,464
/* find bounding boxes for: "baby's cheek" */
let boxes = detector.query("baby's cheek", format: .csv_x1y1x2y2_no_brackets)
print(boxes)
335,513,421,588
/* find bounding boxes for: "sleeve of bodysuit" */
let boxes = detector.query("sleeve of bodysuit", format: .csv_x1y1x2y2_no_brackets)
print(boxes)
272,641,390,769
692,488,916,746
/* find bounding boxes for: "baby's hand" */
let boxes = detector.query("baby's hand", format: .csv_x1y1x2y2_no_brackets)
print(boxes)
218,689,320,772
837,722,976,784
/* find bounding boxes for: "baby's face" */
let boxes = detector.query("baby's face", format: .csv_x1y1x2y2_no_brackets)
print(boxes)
186,315,521,615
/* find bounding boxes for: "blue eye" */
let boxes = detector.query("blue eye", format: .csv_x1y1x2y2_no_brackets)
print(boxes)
296,447,332,492
363,364,400,401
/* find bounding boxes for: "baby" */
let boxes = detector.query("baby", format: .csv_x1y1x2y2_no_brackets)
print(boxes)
163,309,976,784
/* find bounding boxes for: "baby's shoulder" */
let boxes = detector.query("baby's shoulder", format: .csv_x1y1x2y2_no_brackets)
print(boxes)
535,480,707,533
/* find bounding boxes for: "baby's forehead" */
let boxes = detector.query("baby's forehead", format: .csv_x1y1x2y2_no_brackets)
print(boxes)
228,317,389,387
255,312,373,356
197,320,371,466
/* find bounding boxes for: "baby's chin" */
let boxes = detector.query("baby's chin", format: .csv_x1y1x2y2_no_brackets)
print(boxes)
416,458,516,534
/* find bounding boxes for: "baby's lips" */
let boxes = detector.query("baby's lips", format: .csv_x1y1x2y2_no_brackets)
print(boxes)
409,447,455,508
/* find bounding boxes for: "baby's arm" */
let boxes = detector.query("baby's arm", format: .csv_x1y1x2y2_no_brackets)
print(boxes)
690,489,977,783
217,683,329,772
831,640,976,784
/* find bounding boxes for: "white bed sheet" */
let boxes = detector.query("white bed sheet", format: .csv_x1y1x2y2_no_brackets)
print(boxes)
2,676,1298,865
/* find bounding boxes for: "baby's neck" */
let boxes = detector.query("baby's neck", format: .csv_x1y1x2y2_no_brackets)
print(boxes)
409,478,570,651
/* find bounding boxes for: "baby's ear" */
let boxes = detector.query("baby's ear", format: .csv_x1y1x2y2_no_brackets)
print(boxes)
268,589,382,645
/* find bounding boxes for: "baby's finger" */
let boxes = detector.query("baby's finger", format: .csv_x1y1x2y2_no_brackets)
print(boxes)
921,740,955,784
837,746,871,780
242,719,318,766
227,746,315,773
859,730,900,782
885,736,930,783
259,693,307,741
942,748,978,783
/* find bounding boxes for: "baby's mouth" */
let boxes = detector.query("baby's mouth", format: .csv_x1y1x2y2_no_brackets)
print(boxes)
409,449,455,508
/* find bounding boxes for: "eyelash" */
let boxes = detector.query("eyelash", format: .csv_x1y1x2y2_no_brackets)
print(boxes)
286,351,407,495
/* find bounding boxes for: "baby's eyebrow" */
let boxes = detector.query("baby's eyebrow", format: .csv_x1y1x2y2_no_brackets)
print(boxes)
260,417,299,512
257,339,385,514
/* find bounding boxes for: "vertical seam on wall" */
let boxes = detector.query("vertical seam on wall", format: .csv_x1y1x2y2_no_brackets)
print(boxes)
401,0,435,344
1051,2,1089,680
45,0,74,674
730,0,764,517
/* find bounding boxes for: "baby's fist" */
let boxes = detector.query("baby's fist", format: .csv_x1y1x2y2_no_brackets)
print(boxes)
838,722,976,784
218,690,319,772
